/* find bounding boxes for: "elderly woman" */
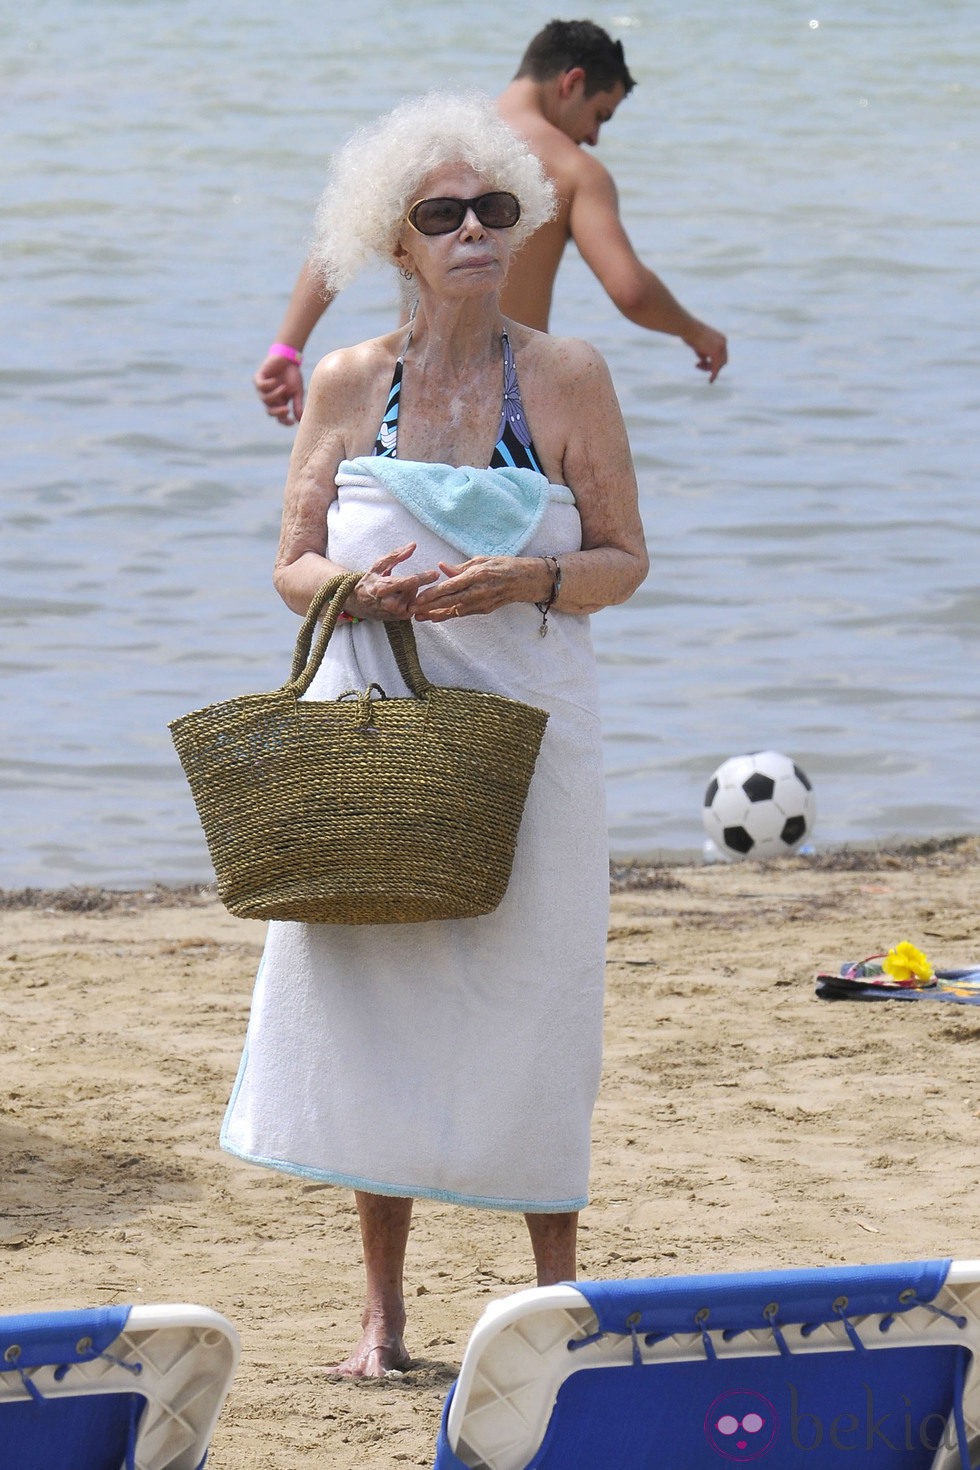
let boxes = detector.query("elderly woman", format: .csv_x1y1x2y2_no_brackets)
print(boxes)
221,93,648,1377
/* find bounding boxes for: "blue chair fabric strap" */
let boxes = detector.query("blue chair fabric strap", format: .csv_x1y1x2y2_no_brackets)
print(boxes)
572,1260,953,1341
0,1305,132,1373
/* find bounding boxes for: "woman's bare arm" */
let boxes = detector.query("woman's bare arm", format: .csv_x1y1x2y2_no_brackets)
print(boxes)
273,346,439,619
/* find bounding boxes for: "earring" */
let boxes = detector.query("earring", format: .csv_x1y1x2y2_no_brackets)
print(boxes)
399,266,414,281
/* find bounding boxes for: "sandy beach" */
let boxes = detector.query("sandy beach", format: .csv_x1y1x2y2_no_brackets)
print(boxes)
2,840,978,1467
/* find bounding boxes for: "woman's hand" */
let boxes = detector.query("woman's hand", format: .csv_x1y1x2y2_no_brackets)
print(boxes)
347,543,439,621
412,556,551,622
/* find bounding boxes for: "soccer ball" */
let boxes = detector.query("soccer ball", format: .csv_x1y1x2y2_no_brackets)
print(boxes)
703,750,815,860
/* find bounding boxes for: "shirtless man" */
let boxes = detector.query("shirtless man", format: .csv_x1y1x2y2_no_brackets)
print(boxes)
254,19,728,426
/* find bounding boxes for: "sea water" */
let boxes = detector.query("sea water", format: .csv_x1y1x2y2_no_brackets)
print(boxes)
1,0,978,886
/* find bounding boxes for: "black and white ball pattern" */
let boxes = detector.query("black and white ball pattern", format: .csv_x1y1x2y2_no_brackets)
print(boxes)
703,750,815,860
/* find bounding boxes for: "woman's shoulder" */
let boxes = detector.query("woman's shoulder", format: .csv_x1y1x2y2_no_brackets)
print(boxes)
505,324,619,479
310,330,403,387
507,323,613,395
305,331,404,422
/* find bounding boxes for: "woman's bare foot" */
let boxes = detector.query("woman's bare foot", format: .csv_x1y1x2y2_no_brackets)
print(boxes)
320,1330,412,1379
318,1192,415,1378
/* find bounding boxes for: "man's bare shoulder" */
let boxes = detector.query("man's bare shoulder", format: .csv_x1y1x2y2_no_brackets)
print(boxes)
558,142,618,207
497,97,613,197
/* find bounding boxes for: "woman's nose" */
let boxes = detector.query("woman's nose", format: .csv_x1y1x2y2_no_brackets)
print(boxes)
460,207,485,237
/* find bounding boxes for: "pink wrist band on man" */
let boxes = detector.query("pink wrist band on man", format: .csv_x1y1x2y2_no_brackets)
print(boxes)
268,342,302,364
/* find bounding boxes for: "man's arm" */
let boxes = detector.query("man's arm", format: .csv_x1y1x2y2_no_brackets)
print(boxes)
253,257,335,425
569,161,728,382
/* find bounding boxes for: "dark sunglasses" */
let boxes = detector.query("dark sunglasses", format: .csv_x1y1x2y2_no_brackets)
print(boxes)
406,191,521,236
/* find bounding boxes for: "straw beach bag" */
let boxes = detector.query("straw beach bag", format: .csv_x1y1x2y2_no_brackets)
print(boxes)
169,573,549,924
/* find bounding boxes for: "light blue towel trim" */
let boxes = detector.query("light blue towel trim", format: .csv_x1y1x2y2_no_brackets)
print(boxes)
218,1138,586,1214
339,455,574,558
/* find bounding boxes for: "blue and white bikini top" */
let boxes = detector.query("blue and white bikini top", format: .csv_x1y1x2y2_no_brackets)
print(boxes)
372,328,544,474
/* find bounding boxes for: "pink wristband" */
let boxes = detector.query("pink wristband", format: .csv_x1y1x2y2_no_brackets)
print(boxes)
268,342,302,364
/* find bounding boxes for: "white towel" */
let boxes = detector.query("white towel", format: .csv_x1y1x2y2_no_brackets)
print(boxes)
221,465,609,1211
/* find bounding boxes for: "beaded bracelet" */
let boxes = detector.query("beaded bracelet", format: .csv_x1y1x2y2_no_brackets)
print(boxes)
268,342,302,365
534,554,562,638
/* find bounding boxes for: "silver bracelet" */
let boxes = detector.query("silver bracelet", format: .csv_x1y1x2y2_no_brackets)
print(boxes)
534,555,562,638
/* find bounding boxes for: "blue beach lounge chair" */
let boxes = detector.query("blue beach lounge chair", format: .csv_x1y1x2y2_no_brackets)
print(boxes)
0,1302,239,1470
434,1258,980,1469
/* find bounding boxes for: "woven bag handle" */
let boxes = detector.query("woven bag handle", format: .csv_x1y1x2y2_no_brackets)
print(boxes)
383,619,433,699
287,572,362,695
286,572,434,699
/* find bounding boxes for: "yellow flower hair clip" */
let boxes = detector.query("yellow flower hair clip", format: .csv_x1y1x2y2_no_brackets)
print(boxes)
881,941,935,987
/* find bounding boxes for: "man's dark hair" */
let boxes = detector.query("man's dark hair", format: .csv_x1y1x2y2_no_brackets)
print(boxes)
514,19,636,97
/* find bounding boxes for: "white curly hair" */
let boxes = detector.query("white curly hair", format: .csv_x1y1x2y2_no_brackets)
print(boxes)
312,92,556,291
